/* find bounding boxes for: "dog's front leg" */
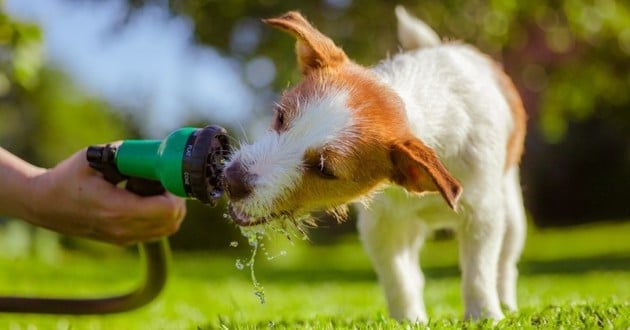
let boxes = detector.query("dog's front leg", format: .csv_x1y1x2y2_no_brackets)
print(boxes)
357,200,428,323
458,194,505,321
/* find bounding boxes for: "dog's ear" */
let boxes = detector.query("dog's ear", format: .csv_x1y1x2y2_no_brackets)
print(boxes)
390,138,462,210
263,11,348,75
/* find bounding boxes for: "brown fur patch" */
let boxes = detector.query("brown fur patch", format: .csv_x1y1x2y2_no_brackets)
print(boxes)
390,138,462,210
494,65,527,169
263,12,348,75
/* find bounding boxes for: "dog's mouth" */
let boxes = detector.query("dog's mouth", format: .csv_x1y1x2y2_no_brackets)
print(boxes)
228,206,268,226
228,204,292,227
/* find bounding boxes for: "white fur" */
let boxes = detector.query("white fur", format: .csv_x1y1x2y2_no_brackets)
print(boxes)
229,88,356,216
229,7,526,323
356,8,526,322
395,6,440,49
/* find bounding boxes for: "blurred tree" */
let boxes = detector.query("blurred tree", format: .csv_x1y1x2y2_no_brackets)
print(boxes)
0,12,130,165
0,12,42,160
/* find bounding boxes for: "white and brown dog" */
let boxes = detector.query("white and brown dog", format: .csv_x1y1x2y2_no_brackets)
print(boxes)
225,6,527,322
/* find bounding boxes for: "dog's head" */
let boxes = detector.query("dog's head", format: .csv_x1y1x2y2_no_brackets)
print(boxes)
225,11,461,226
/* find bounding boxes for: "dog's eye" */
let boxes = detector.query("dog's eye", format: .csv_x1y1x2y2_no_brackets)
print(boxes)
312,163,337,180
277,112,284,126
304,152,338,179
273,110,285,130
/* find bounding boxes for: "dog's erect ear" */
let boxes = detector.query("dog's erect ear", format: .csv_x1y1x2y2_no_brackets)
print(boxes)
390,138,462,210
263,11,348,75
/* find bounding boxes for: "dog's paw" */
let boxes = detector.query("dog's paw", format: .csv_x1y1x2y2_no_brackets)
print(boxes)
464,307,504,323
391,308,428,324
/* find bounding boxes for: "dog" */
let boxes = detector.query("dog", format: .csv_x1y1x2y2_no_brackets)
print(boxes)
224,6,527,322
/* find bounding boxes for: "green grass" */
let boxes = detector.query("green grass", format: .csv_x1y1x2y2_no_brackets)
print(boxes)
0,221,628,329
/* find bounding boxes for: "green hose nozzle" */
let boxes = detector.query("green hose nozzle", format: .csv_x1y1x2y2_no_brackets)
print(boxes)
87,125,230,205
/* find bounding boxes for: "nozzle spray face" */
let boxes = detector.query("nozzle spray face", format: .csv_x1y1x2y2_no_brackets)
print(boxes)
181,125,231,205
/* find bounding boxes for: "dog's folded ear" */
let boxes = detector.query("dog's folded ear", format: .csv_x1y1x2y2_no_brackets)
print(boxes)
263,11,348,75
390,138,462,211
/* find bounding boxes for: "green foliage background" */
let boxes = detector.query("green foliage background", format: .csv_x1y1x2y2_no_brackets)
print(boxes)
1,0,629,245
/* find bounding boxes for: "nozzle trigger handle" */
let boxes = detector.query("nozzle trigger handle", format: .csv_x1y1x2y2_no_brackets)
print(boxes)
87,145,166,197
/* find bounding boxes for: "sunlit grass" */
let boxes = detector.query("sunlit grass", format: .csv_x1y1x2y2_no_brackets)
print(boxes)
0,221,628,329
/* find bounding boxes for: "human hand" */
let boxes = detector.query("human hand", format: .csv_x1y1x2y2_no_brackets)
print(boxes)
23,148,186,245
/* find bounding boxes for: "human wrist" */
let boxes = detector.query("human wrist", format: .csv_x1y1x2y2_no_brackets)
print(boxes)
0,148,42,220
19,165,48,224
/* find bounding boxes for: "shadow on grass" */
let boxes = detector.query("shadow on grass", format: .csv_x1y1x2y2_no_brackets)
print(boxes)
173,252,630,284
519,253,630,275
261,255,630,282
251,253,630,283
427,253,630,278
429,253,630,278
257,268,377,283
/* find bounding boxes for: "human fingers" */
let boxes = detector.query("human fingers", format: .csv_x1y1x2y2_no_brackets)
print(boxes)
95,191,186,245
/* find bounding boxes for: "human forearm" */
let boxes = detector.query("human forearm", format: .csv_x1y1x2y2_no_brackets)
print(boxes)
0,147,46,221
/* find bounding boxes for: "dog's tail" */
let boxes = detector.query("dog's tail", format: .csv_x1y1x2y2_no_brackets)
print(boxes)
395,6,441,50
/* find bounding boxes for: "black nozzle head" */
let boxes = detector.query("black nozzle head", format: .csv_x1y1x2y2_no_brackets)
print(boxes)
86,145,117,165
182,125,231,206
86,144,128,184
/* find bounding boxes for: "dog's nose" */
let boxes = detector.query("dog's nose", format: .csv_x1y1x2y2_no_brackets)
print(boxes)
224,160,253,201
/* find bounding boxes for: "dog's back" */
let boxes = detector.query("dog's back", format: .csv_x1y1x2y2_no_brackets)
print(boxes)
373,7,525,180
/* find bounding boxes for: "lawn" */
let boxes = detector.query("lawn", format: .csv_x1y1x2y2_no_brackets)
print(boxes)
0,220,628,329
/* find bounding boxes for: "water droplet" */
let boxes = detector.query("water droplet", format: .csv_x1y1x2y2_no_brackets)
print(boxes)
235,259,244,270
229,241,239,248
264,248,287,260
233,221,307,306
254,290,266,304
